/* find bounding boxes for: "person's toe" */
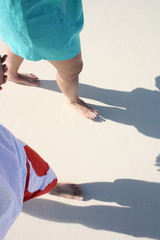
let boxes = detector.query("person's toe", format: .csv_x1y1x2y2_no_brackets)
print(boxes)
29,73,39,79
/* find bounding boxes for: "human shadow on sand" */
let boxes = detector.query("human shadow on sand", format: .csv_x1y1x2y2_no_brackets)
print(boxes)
40,80,160,139
155,154,160,171
23,179,160,239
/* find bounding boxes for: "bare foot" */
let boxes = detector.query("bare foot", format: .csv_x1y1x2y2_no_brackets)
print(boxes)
69,98,99,119
49,183,83,201
8,73,40,86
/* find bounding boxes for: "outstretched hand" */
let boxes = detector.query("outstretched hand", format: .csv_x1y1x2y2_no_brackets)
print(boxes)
0,55,8,90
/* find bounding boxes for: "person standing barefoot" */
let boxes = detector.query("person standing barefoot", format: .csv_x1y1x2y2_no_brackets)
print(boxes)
0,0,98,119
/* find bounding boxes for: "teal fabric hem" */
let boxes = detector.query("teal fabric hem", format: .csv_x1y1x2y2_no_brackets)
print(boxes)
1,34,82,61
0,0,84,61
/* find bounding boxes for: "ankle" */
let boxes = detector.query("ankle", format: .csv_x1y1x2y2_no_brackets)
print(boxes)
67,96,79,104
7,72,19,79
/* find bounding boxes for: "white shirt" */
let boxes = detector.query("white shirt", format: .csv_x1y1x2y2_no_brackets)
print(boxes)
0,125,27,240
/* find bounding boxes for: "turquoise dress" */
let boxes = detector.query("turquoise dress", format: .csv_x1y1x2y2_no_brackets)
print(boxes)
0,0,84,61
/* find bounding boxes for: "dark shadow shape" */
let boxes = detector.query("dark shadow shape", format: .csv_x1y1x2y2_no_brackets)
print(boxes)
155,154,160,171
40,80,160,138
40,79,61,92
155,76,160,90
23,179,160,239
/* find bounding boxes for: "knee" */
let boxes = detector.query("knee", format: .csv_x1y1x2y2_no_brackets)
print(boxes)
59,60,83,81
77,60,83,74
70,60,83,79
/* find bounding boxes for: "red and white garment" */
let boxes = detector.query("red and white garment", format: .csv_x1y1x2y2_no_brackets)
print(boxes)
0,125,57,240
24,144,57,202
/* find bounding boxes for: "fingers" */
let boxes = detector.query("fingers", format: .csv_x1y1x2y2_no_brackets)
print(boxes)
0,56,8,85
1,54,7,63
2,75,8,84
2,64,8,73
1,64,8,84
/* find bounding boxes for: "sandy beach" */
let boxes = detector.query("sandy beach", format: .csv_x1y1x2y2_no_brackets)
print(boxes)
1,0,160,239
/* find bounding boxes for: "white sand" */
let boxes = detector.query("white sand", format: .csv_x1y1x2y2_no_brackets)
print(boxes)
1,0,160,239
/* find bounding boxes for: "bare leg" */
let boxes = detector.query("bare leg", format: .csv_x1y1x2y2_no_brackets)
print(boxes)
48,53,99,119
5,45,40,86
49,183,83,201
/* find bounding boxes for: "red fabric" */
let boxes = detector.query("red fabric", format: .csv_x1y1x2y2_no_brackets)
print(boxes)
24,145,49,176
24,178,57,202
23,145,57,202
